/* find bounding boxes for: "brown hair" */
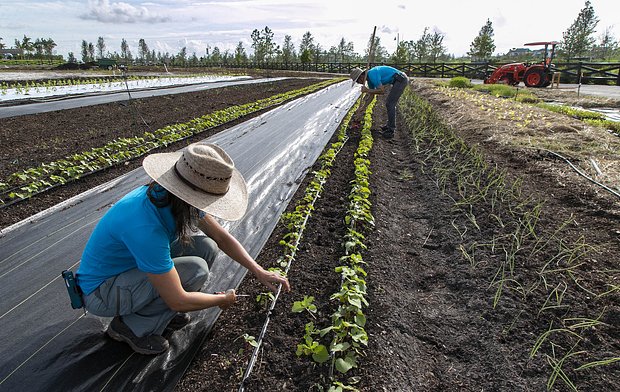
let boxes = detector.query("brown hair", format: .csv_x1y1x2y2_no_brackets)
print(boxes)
146,182,199,245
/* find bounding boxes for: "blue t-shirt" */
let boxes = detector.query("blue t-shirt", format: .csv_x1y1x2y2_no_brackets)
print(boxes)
77,185,177,295
366,66,403,89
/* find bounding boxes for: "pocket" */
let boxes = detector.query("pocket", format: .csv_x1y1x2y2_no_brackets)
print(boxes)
115,286,134,316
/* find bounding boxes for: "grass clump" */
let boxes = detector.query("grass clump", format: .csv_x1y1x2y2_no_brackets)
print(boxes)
474,84,517,97
474,84,539,103
449,76,473,88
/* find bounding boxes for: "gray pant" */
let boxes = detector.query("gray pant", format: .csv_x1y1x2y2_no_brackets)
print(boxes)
385,73,409,132
83,235,218,337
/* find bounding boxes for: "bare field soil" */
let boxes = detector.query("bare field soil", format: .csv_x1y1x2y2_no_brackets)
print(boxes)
1,76,618,391
0,78,322,229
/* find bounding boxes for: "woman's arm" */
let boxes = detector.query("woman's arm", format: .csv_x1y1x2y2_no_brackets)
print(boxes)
197,214,291,293
147,268,236,312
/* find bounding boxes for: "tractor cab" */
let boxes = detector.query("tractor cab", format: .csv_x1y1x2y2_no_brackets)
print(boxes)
484,41,559,87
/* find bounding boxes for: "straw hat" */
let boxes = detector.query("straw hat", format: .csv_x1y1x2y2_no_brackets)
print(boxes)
143,142,248,221
350,67,364,86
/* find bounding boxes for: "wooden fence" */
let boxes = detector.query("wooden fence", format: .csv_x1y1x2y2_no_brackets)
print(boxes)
202,61,620,86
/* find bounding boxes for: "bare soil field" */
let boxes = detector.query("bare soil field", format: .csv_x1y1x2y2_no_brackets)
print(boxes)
0,77,322,228
1,75,618,391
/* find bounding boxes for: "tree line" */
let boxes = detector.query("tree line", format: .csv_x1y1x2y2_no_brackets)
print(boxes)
0,35,59,63
1,1,617,66
466,1,618,62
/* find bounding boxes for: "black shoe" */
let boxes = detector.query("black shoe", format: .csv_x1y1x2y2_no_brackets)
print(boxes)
382,130,395,139
166,312,191,331
107,316,169,355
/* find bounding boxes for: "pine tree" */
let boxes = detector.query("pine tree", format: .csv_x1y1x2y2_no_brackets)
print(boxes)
281,35,296,63
120,38,130,61
366,34,387,62
81,40,89,63
594,27,618,60
560,0,599,61
234,42,247,64
411,27,431,63
299,31,315,64
138,39,149,63
429,29,447,63
468,19,495,61
96,37,106,59
336,37,354,63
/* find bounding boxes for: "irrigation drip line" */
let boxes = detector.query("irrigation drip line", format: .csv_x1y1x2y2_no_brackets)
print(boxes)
540,148,620,199
237,135,351,392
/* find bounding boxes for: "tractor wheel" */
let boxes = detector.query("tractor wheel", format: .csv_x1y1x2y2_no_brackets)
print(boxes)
524,69,547,87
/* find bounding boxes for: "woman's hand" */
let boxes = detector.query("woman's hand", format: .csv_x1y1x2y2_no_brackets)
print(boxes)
218,289,237,310
256,268,291,293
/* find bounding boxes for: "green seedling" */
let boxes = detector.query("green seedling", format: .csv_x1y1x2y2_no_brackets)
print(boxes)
235,333,258,355
255,292,274,307
329,381,360,392
291,295,317,318
296,322,329,363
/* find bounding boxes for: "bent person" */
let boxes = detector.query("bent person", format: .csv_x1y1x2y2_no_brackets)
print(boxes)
350,65,409,139
76,142,290,355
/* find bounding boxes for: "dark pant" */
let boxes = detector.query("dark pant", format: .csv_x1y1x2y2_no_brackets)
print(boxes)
385,73,409,132
83,236,218,337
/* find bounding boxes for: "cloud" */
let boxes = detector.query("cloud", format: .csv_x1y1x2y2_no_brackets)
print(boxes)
380,25,396,34
81,0,170,24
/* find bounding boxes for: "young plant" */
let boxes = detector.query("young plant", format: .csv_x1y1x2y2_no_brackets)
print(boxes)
292,295,317,318
296,322,329,363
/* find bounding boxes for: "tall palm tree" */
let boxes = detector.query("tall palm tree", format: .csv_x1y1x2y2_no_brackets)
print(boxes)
34,38,45,63
14,38,23,59
21,35,33,59
43,38,57,63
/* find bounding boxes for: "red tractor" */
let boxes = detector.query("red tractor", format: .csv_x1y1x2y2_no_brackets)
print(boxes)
484,41,559,87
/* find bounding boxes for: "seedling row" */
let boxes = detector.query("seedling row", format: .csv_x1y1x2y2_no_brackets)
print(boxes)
0,72,244,97
236,96,376,392
0,78,342,207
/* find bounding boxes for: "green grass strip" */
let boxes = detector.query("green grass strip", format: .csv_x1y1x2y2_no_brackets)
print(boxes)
535,102,606,120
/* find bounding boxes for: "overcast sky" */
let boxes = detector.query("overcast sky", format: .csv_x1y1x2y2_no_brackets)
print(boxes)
1,0,618,59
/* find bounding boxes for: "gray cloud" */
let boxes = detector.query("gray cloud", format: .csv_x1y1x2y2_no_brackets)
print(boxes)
81,0,170,24
380,25,396,34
